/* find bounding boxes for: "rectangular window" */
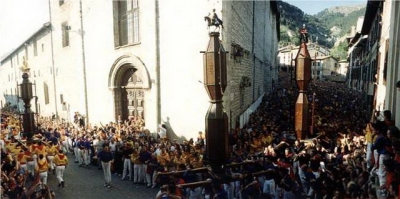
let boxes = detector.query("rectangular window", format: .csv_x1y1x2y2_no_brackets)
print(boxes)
240,89,244,108
44,82,49,104
42,43,44,52
115,0,139,46
25,46,28,60
62,22,70,47
60,94,64,104
33,40,38,56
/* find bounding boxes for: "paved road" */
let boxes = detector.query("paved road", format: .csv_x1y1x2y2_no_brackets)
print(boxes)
45,154,159,199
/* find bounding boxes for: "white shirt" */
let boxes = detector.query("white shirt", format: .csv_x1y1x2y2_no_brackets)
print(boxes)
158,125,167,139
109,142,116,152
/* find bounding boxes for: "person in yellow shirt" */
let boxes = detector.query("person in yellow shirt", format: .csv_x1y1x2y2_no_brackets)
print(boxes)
53,150,68,188
34,141,47,157
157,147,170,171
37,154,49,186
46,142,59,174
16,149,29,172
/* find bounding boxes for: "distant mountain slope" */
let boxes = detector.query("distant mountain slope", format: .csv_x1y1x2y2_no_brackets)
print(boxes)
315,5,366,38
278,1,332,48
278,0,366,59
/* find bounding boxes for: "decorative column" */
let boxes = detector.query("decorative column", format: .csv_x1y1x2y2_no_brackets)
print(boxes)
201,32,229,174
19,57,36,141
294,25,312,139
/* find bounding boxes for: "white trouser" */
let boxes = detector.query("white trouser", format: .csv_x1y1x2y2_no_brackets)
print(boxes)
145,173,152,186
274,186,283,199
39,171,48,185
378,153,390,186
78,149,84,164
61,141,68,153
133,163,144,183
66,137,73,151
366,143,373,169
223,183,233,199
32,154,38,168
55,165,65,183
143,164,151,185
83,149,90,165
74,147,79,161
122,159,132,180
27,161,35,176
19,163,27,173
47,155,55,170
263,179,276,197
78,149,89,165
373,150,379,168
101,161,112,184
188,187,203,199
283,190,295,199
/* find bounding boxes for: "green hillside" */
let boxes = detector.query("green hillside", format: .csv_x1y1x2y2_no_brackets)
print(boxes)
278,0,366,59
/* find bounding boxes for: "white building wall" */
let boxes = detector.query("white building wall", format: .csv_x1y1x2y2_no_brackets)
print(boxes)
1,0,279,141
386,1,400,125
1,29,54,116
158,0,210,139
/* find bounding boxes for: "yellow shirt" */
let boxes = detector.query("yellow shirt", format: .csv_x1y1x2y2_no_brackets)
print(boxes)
17,152,28,164
157,151,170,166
34,145,47,156
365,125,373,143
54,154,69,166
37,158,49,173
47,145,58,156
131,151,142,164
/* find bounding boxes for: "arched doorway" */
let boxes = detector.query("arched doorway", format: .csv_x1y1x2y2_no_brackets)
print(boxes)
120,68,145,120
108,55,151,122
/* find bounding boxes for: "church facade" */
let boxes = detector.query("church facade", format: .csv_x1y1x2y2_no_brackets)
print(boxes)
1,0,280,140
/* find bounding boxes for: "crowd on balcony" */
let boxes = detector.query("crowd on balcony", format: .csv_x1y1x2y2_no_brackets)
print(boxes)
1,72,400,199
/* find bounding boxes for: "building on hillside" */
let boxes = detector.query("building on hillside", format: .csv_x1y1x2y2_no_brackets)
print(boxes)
0,0,280,140
317,56,338,78
278,42,339,81
336,60,349,76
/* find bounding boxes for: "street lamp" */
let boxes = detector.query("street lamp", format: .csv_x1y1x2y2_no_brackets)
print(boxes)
294,24,312,140
201,31,229,174
314,46,319,82
18,57,36,142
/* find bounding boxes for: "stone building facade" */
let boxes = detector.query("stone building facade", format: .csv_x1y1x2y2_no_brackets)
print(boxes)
0,0,279,140
347,0,400,122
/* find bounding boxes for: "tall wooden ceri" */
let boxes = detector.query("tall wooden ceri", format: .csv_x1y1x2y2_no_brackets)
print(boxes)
201,32,229,174
294,26,312,140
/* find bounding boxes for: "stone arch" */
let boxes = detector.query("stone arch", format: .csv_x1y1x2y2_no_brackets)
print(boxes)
108,54,151,89
108,55,151,121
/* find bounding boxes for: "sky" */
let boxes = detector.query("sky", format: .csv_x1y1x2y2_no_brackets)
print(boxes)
0,0,49,59
284,0,367,15
0,0,368,60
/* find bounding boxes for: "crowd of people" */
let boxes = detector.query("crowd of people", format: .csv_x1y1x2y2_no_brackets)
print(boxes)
1,71,400,199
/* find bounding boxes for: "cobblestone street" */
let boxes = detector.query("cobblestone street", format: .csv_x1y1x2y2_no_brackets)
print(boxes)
46,154,159,199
